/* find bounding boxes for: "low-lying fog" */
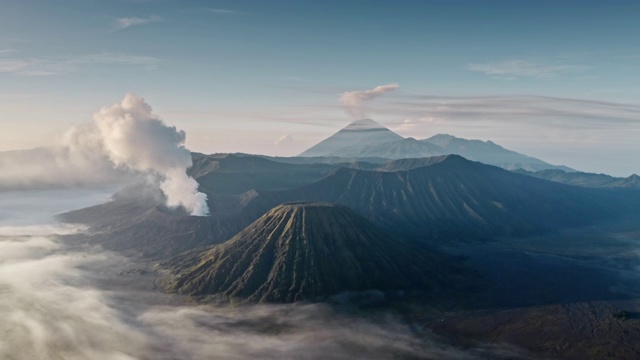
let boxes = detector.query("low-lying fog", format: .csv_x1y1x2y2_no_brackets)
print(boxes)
0,189,537,360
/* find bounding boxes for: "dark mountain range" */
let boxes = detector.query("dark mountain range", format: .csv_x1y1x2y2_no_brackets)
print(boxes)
188,153,464,196
62,155,640,260
161,202,461,303
251,155,636,241
255,154,388,166
371,156,459,172
60,186,263,259
188,153,341,195
188,152,461,196
513,169,640,189
297,119,571,171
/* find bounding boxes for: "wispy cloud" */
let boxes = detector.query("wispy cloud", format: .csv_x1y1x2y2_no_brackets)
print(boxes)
340,83,400,118
0,52,163,76
467,60,588,79
0,49,16,56
343,92,640,174
274,134,295,146
0,58,71,76
377,94,640,128
75,53,162,66
205,8,244,15
114,15,163,30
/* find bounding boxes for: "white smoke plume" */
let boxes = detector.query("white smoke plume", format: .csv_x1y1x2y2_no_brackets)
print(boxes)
340,83,400,119
0,94,209,216
89,94,208,216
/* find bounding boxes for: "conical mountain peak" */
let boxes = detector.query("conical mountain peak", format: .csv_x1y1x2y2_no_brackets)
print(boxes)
298,119,402,157
298,121,570,171
162,202,449,303
342,118,387,131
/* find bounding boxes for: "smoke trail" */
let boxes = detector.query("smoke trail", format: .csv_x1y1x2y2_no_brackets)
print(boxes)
0,94,209,216
90,94,208,216
59,94,209,216
340,83,399,119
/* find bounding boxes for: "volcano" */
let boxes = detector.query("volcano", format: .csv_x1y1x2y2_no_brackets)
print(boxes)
162,202,456,303
298,119,403,157
297,119,570,171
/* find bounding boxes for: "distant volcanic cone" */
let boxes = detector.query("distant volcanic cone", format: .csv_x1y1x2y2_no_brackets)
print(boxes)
162,202,454,303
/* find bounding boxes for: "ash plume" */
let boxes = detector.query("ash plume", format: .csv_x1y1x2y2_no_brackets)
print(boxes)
340,83,399,118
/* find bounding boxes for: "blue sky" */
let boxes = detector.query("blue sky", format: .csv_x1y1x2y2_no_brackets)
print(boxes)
1,0,640,175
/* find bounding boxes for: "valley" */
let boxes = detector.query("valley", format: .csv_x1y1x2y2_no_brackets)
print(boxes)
51,119,640,359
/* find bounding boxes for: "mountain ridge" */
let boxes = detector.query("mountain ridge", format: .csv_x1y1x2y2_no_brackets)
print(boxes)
513,168,640,189
60,155,640,260
249,155,634,242
421,133,574,172
161,202,462,303
298,119,572,172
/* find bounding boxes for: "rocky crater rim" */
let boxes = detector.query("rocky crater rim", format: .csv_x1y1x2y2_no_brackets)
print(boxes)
277,201,342,209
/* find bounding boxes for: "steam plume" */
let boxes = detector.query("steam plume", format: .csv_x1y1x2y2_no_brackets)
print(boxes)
65,94,209,216
0,94,208,215
96,94,208,215
340,83,399,118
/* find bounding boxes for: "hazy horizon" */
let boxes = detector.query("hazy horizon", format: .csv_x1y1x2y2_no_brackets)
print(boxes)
2,1,640,176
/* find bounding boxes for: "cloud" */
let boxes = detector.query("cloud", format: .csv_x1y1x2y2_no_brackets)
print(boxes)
0,189,542,360
397,116,444,132
0,146,131,190
274,134,295,146
382,94,640,127
139,304,539,359
0,232,151,359
467,60,588,79
0,52,162,76
0,190,148,359
76,53,162,67
339,92,640,174
340,83,400,119
205,8,244,15
148,86,640,175
0,231,533,360
0,57,72,76
114,15,163,30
